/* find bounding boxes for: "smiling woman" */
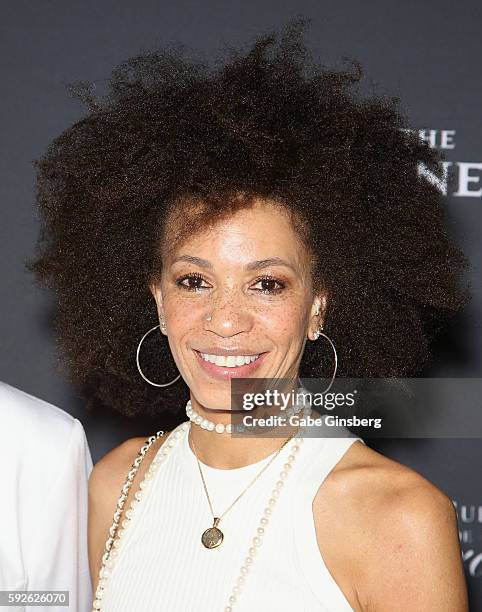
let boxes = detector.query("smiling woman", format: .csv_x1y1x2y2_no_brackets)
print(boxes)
148,198,317,408
26,17,469,612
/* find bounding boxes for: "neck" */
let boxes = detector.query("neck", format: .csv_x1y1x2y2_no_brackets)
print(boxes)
188,424,298,470
187,385,305,469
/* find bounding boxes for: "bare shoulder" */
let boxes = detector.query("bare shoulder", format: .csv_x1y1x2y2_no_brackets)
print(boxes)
88,431,170,594
315,440,454,516
313,441,468,611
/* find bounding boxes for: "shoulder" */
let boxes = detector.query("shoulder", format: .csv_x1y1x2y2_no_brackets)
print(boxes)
88,431,169,511
88,431,170,592
0,380,76,433
313,441,468,611
89,436,148,489
0,381,89,468
315,442,456,525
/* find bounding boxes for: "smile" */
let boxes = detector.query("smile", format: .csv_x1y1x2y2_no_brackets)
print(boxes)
199,353,260,367
193,349,268,379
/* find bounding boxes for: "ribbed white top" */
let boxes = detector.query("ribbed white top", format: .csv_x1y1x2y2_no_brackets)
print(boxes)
99,419,364,611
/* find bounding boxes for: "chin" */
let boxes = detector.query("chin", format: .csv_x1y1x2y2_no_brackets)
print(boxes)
190,387,234,412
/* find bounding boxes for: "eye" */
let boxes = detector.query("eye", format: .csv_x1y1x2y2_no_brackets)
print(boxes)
175,272,286,295
251,275,285,295
176,272,211,292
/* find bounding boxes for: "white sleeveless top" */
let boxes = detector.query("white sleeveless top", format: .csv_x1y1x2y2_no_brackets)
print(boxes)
97,419,365,612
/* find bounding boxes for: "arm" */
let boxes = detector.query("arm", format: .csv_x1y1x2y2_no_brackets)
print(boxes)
313,446,469,612
363,482,469,611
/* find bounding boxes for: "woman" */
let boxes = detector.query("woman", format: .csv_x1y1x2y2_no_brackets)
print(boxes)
27,20,469,611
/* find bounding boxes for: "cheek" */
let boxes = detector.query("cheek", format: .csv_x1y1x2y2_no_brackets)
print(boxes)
163,290,199,323
256,302,307,340
168,305,198,336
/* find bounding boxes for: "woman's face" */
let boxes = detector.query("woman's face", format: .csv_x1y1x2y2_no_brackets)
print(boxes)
149,198,326,411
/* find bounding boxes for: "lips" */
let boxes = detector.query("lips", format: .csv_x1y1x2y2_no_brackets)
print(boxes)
193,349,268,379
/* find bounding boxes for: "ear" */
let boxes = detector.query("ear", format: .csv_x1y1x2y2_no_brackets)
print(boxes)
148,281,166,333
308,293,328,341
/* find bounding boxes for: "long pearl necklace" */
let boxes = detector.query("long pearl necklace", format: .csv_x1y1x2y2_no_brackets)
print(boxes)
92,426,182,611
91,410,308,612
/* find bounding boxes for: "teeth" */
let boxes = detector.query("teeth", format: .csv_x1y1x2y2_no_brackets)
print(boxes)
199,353,260,367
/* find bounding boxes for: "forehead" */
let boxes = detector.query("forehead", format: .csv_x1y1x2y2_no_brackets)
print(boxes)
168,199,310,272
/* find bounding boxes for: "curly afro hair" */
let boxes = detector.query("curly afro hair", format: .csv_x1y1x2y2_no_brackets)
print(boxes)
26,19,469,419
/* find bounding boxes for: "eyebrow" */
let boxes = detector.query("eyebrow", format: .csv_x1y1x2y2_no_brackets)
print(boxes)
171,255,297,272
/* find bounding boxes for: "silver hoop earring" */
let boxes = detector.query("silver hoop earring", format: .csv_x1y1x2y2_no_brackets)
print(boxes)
313,326,338,394
136,324,181,387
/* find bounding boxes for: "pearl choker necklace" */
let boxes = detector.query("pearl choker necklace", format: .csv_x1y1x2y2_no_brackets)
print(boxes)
185,398,312,434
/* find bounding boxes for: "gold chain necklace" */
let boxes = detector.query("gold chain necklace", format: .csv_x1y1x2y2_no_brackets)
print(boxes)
190,428,299,549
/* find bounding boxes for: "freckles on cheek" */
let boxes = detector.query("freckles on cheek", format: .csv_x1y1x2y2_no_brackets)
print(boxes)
258,304,304,337
165,296,199,324
164,294,200,319
172,314,197,336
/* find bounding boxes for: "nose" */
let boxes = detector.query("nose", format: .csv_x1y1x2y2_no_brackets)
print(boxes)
203,293,253,337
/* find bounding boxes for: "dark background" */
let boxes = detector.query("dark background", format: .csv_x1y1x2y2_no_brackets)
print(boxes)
1,1,481,607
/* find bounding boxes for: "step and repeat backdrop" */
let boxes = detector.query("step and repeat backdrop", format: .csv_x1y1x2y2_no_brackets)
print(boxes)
1,1,481,608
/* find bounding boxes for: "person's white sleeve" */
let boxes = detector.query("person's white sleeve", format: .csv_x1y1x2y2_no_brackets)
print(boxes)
25,418,93,612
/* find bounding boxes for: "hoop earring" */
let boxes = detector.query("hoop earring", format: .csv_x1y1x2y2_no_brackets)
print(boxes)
136,324,181,387
312,326,338,395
